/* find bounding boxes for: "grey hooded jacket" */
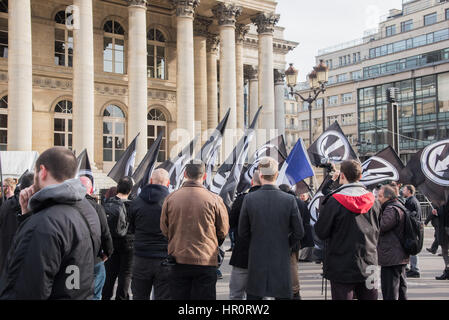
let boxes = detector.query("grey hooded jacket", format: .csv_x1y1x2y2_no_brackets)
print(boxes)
0,179,101,300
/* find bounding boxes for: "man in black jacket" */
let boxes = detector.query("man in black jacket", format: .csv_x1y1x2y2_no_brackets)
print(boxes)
432,197,449,280
402,185,422,278
0,147,101,299
228,170,261,300
129,168,171,300
0,172,34,276
315,160,380,300
102,176,134,300
80,176,114,300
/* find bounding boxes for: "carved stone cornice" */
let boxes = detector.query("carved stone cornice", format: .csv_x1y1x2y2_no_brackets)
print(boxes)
274,69,285,85
193,15,212,38
171,0,200,18
251,12,280,35
244,65,258,81
235,24,249,44
127,0,147,8
212,3,242,27
206,34,220,54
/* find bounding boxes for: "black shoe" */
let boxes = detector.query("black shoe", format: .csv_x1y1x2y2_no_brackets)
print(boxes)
292,292,301,300
438,253,443,256
435,270,449,280
226,248,233,252
426,248,437,255
405,267,410,272
315,260,323,264
406,270,420,278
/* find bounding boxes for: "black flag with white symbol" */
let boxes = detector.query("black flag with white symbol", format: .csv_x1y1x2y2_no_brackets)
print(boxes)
307,121,358,166
402,139,449,207
236,135,287,194
361,146,404,187
210,106,262,209
197,109,230,189
130,132,163,198
76,149,94,189
108,133,139,183
157,137,198,192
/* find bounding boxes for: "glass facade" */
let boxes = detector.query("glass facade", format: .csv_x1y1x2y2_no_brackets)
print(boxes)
358,73,449,156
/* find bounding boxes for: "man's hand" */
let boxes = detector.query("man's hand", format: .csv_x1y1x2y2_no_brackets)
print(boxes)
19,185,35,215
432,209,438,216
102,254,109,262
331,170,341,182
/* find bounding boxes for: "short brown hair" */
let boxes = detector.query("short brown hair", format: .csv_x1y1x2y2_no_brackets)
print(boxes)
35,147,77,182
381,185,397,201
404,184,415,195
185,160,205,180
340,160,362,183
257,157,278,182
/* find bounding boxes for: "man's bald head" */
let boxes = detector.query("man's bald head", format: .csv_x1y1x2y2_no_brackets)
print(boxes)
150,168,170,187
79,176,93,195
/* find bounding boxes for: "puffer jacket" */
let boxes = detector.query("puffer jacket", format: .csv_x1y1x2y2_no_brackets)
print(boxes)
377,200,409,267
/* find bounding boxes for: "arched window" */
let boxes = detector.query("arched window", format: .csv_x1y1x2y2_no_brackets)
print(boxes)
0,95,7,150
54,100,72,149
147,28,166,80
147,108,167,162
103,104,126,163
104,20,125,74
0,0,7,58
54,11,73,67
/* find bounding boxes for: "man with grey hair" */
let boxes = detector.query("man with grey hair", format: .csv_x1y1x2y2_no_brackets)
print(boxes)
129,168,171,300
239,157,304,300
228,170,262,300
377,185,410,300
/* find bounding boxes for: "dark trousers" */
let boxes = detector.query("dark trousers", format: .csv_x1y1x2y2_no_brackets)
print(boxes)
102,244,134,300
229,228,236,249
330,281,378,300
169,264,217,300
431,226,440,252
131,256,170,300
381,265,407,300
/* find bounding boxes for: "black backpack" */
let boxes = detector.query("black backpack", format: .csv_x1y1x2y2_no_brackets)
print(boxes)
392,204,424,256
104,198,129,238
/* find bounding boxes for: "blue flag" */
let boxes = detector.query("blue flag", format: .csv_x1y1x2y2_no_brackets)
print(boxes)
277,138,314,186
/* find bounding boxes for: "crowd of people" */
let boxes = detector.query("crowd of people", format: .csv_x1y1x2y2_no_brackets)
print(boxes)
0,146,447,300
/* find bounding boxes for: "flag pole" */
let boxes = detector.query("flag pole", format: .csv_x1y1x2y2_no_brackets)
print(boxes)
0,153,4,203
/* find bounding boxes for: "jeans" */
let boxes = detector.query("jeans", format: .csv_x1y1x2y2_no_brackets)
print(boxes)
102,241,134,300
131,256,170,300
229,228,236,249
169,264,217,300
229,266,248,300
381,265,407,300
93,262,106,300
330,281,378,300
410,255,420,272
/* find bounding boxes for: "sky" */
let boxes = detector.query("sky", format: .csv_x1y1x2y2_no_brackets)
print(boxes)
276,0,403,81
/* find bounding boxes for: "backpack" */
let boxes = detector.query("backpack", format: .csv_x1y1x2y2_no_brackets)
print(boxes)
392,204,424,256
104,198,129,238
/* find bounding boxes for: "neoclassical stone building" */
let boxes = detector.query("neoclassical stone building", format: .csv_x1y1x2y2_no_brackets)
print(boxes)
2,0,296,173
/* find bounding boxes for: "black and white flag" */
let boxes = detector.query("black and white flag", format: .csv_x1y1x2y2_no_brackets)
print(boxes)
210,106,262,209
308,121,358,166
402,139,449,207
157,137,198,192
236,135,287,194
197,109,230,189
76,149,94,188
130,132,163,197
360,146,404,187
108,133,139,183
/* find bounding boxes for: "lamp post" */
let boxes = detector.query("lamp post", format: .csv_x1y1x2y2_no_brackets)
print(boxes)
285,60,329,192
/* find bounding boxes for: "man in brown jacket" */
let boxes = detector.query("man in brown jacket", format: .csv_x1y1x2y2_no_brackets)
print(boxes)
160,161,229,300
377,185,410,300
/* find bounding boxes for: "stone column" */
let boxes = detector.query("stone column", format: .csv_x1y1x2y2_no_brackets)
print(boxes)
8,0,32,151
245,66,258,157
251,13,279,147
212,3,242,147
235,24,248,131
193,16,211,144
127,0,148,164
274,69,286,138
73,0,95,158
206,34,219,130
172,0,199,142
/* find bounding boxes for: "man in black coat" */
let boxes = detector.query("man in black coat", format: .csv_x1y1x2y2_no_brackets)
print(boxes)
0,147,101,299
239,157,304,300
432,197,449,280
80,176,114,300
228,170,261,300
129,168,171,300
0,172,34,276
315,160,380,300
